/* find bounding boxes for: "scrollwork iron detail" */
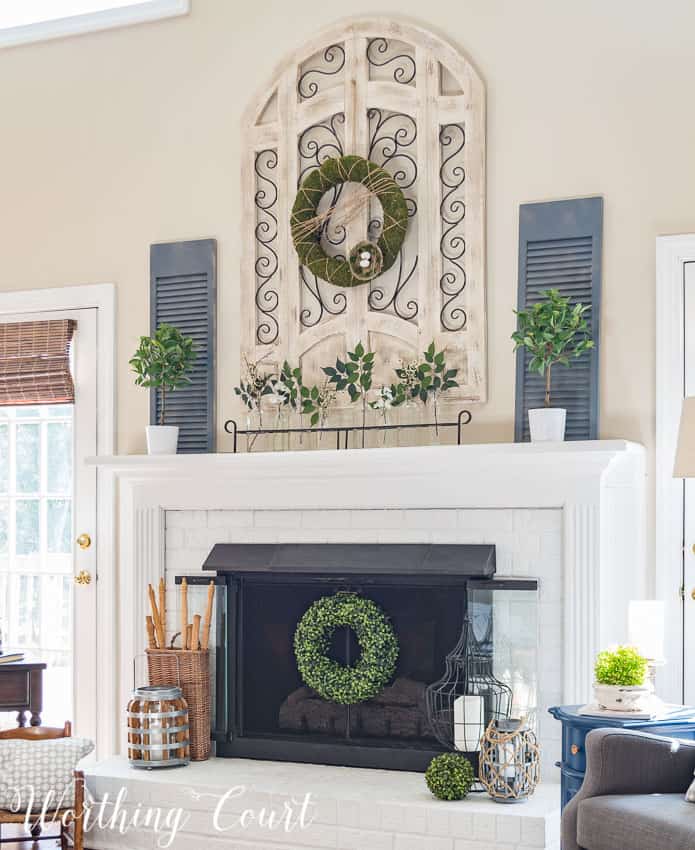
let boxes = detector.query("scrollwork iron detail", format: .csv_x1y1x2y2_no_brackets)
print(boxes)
297,44,346,100
298,114,348,327
439,124,467,332
366,38,416,85
367,108,419,321
254,149,279,345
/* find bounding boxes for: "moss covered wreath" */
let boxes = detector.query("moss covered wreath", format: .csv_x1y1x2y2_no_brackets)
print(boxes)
290,155,409,288
294,592,399,705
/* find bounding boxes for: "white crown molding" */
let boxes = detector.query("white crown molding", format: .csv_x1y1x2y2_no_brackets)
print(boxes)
0,0,189,49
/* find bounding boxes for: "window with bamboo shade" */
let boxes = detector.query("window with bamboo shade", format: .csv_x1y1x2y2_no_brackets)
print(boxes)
0,320,76,406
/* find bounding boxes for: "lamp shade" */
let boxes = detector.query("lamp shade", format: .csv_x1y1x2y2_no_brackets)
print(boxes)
674,397,695,477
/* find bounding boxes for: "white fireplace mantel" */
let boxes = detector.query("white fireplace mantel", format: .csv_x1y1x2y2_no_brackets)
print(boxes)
90,440,646,757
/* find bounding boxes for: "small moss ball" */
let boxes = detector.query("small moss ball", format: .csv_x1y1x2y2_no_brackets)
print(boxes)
425,753,475,801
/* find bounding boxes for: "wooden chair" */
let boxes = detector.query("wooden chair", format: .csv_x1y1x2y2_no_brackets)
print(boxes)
0,722,85,850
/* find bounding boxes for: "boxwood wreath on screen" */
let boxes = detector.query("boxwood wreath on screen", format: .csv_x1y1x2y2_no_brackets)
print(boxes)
290,155,409,288
294,592,399,704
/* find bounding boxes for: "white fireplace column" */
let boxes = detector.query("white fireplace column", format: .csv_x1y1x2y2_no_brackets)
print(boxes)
90,440,646,759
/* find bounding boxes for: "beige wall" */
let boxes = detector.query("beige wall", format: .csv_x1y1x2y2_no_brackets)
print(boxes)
1,0,694,560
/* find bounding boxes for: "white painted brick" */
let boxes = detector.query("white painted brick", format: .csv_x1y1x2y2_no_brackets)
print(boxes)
520,817,547,847
405,509,458,529
166,549,208,575
472,813,496,842
339,827,393,849
207,510,254,528
401,807,427,834
337,800,360,827
165,527,184,550
448,811,474,837
380,803,407,832
539,532,562,558
358,803,381,830
162,503,563,769
185,528,213,549
254,510,303,529
376,529,432,543
395,837,452,850
167,510,207,528
457,510,514,533
350,509,405,529
426,808,451,836
513,511,562,534
302,510,352,529
495,814,521,843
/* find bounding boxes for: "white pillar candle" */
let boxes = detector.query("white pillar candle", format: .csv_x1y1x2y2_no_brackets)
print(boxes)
453,695,485,752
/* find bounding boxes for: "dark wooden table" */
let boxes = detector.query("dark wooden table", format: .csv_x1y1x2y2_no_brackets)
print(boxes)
0,661,46,727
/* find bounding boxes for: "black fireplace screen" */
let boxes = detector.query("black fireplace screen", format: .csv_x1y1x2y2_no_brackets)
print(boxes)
200,543,539,771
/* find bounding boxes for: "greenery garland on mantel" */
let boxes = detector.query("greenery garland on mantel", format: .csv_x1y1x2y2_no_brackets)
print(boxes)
294,592,399,705
290,155,409,288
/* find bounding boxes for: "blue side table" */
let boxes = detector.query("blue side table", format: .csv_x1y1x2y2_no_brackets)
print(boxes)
548,705,695,811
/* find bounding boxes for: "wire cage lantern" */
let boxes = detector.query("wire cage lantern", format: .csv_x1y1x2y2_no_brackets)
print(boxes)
425,614,512,753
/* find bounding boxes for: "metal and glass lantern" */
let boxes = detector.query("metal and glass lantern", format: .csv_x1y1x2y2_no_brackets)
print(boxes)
479,718,540,803
127,685,190,768
425,615,513,753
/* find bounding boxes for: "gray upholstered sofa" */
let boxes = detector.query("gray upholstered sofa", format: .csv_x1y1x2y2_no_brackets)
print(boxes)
562,728,695,850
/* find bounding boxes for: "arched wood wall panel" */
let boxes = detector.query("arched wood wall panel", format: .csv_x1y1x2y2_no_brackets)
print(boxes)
241,18,487,405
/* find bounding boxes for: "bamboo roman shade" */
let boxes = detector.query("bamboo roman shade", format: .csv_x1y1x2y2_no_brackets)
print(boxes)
0,319,76,406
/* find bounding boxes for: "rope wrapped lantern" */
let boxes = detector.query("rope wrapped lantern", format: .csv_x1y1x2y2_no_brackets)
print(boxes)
290,155,408,288
479,718,541,803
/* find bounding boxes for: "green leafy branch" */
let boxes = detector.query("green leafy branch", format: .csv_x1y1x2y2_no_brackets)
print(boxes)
300,380,336,427
511,288,594,407
323,342,375,444
130,324,196,426
396,342,458,432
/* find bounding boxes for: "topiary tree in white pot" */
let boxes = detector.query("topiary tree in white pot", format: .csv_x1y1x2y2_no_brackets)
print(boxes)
512,289,594,441
130,324,196,454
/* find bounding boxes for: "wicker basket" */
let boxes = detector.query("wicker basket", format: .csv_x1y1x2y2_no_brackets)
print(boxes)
146,649,211,761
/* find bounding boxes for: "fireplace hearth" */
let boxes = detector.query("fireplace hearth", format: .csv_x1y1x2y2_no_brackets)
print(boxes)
197,543,539,772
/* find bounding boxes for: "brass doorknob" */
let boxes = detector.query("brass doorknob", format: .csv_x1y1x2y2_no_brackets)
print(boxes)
570,744,581,756
76,533,91,550
691,587,695,601
74,570,92,586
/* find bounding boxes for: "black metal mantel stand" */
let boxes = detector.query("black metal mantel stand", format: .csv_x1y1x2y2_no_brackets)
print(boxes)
224,409,472,453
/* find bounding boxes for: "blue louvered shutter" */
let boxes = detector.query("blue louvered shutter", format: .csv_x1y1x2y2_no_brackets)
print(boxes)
514,198,602,442
150,239,217,453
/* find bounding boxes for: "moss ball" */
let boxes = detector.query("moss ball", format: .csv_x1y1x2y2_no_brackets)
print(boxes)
425,753,475,801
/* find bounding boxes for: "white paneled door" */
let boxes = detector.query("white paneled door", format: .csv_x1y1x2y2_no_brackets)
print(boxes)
684,261,695,703
0,308,97,739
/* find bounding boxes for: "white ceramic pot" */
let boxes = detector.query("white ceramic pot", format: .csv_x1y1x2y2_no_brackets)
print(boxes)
593,683,651,712
528,408,566,442
146,425,179,455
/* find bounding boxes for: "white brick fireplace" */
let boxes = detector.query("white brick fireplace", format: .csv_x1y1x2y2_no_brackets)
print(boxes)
91,440,646,759
86,440,645,849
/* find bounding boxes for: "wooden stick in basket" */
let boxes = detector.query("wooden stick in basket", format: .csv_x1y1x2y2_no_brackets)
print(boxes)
145,615,157,649
201,580,215,650
186,624,193,653
192,614,201,651
148,584,166,649
158,577,166,643
181,577,189,650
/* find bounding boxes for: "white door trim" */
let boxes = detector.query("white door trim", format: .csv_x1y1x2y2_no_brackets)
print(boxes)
656,235,695,702
0,284,116,755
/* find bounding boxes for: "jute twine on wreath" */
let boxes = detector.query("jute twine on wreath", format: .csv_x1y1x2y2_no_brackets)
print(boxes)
290,155,409,288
